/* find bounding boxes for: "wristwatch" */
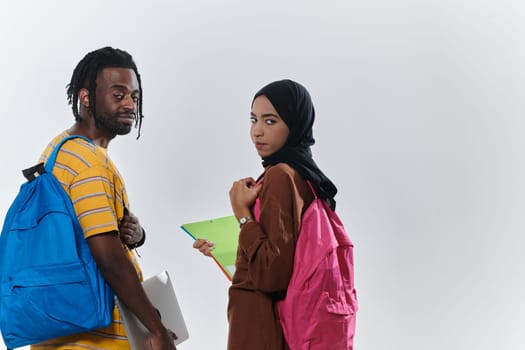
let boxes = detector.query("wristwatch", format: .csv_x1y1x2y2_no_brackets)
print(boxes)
239,216,253,227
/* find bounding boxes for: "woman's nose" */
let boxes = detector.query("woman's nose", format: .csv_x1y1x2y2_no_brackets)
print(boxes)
252,121,263,136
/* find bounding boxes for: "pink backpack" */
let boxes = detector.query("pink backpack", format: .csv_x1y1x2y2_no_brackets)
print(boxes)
254,181,357,350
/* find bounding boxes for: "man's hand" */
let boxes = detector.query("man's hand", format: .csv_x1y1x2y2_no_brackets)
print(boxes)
148,328,178,350
119,211,144,246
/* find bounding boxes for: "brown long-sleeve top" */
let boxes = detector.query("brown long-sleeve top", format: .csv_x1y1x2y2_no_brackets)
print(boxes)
227,163,314,350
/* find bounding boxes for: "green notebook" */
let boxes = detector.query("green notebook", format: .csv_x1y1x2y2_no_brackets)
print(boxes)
181,216,240,280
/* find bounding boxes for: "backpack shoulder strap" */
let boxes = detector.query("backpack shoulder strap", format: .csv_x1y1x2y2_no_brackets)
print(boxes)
44,135,94,172
306,180,318,199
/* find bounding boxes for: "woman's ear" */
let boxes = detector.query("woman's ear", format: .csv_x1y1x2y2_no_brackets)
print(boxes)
78,88,90,108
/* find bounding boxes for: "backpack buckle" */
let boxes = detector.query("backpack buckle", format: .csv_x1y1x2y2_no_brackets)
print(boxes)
22,163,46,181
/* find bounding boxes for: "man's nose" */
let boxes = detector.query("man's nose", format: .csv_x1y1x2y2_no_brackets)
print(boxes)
122,94,136,111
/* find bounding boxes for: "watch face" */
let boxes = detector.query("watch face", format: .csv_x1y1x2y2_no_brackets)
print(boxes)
240,217,251,225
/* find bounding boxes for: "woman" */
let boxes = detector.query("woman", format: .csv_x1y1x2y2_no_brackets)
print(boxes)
194,79,341,349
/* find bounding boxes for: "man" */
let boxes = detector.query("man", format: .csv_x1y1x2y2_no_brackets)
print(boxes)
31,47,176,350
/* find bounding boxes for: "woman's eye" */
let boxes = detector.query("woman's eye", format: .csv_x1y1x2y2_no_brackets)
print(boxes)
265,119,276,125
250,117,257,123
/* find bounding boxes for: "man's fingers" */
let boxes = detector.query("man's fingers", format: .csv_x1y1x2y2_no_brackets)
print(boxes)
120,214,139,226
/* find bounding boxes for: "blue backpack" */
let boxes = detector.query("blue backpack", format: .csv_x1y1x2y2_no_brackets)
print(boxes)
0,135,114,349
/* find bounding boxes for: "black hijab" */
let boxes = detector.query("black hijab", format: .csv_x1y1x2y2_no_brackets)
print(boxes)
253,79,338,210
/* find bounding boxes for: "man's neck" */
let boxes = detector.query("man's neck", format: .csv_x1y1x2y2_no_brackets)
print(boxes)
67,123,115,149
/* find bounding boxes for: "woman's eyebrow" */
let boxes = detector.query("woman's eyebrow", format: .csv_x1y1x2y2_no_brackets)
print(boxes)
250,112,279,118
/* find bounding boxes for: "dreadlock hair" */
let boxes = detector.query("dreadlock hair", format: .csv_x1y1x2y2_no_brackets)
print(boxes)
66,47,145,139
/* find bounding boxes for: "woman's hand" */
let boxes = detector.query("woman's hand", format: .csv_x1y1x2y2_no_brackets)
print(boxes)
229,177,260,219
119,211,144,246
193,238,215,257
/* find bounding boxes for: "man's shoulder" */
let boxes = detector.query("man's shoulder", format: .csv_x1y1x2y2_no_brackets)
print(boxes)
42,131,108,172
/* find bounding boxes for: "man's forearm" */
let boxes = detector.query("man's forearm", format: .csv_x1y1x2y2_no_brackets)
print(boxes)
87,232,167,336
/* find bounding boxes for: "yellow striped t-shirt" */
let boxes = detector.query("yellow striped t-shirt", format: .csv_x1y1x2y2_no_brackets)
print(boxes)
31,131,142,350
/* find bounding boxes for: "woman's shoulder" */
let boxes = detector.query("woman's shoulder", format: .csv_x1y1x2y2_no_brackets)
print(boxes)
262,163,310,195
264,163,303,183
260,163,314,209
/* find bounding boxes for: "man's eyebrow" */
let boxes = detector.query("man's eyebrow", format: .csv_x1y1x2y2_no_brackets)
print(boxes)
110,84,139,93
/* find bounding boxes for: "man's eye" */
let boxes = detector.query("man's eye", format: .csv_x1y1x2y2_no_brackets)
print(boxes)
250,117,257,123
132,96,139,103
114,94,124,100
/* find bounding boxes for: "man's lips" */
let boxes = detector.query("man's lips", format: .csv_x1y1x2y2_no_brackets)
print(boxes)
118,114,136,124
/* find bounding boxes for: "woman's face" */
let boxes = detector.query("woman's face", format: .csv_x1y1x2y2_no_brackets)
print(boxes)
250,95,290,158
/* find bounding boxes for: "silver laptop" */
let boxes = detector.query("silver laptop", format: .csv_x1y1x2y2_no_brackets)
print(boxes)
117,271,189,349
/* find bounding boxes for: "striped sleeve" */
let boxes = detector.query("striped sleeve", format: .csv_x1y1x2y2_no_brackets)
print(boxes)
70,165,119,238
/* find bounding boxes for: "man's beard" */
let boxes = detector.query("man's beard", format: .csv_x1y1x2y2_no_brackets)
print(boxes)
94,112,135,135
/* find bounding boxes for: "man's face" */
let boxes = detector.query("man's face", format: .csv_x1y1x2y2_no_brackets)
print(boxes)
93,67,139,136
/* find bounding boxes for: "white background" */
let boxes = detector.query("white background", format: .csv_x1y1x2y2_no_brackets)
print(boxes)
1,0,524,349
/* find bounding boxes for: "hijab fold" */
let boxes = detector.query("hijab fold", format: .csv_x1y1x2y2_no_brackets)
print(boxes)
253,79,338,210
